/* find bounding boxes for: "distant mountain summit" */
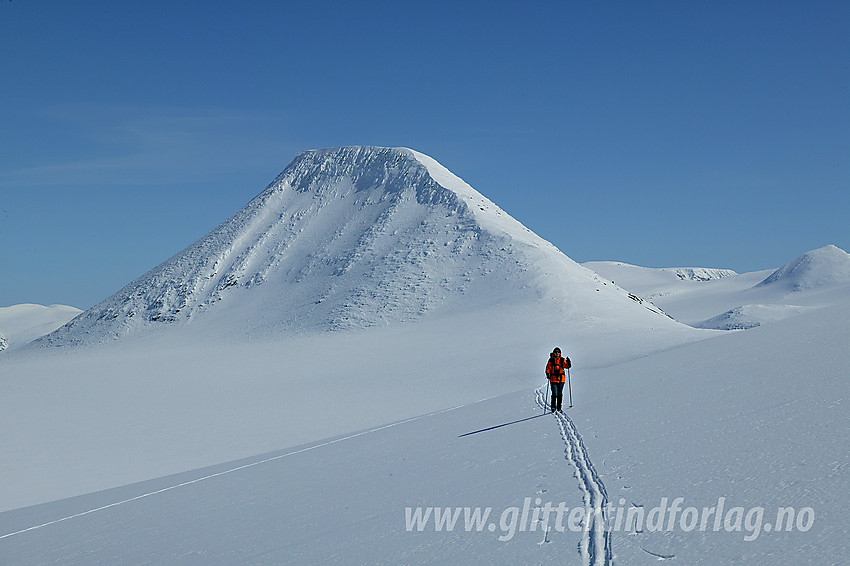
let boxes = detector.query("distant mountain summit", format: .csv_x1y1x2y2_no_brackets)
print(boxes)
584,261,736,287
39,146,677,346
667,267,738,281
757,244,850,292
0,304,81,352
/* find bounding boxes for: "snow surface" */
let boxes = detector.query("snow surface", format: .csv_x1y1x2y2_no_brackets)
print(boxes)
583,262,739,289
696,304,811,330
1,148,848,564
2,299,848,564
585,244,850,328
0,304,81,352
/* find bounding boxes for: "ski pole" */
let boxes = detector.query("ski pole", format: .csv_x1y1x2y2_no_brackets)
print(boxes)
544,380,550,414
567,367,573,408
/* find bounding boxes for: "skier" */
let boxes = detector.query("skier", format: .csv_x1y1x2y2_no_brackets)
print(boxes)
546,347,571,412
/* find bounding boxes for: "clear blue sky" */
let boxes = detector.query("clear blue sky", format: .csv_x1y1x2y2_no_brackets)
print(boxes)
1,1,848,308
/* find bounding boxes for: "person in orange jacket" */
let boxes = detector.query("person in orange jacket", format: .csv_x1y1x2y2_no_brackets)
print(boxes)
546,347,571,412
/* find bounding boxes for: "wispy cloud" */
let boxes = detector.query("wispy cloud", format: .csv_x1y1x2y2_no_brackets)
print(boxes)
1,105,300,188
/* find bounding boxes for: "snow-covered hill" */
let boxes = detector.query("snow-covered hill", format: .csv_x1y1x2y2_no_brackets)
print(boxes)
0,304,81,352
696,304,811,330
38,147,679,347
2,287,848,565
584,261,737,290
584,245,850,328
756,244,850,292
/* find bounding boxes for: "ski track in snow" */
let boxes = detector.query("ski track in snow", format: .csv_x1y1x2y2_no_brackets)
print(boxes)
0,401,478,541
536,384,612,566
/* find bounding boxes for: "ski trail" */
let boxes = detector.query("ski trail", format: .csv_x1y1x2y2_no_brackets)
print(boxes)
536,385,612,566
1,399,495,540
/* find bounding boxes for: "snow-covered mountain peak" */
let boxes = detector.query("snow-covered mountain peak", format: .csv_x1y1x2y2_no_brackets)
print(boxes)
406,149,546,247
276,147,547,248
37,146,682,347
757,244,850,291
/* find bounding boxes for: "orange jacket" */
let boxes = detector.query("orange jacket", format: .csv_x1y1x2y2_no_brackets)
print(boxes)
546,355,571,383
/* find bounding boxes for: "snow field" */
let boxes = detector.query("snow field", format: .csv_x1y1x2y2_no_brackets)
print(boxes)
2,148,848,564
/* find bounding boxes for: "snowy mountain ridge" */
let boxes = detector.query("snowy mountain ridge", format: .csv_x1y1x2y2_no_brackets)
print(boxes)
585,244,850,330
38,146,677,347
668,267,738,281
584,261,737,284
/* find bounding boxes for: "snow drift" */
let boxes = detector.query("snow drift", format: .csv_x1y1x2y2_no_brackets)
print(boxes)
38,146,680,347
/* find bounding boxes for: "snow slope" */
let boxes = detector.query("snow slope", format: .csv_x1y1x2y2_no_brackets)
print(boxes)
1,300,847,565
585,244,850,328
582,262,738,293
37,147,680,348
0,291,699,513
696,303,811,330
0,304,81,352
579,299,850,564
756,244,850,293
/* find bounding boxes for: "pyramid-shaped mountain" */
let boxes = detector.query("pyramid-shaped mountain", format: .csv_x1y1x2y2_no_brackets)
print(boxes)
41,147,678,346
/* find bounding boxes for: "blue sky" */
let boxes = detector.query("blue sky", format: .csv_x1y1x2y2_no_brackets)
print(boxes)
1,1,847,308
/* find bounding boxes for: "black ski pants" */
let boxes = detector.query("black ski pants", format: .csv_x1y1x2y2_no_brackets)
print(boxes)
549,381,564,410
